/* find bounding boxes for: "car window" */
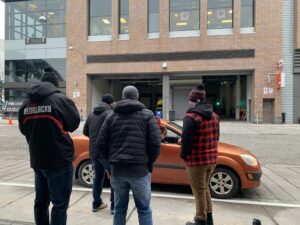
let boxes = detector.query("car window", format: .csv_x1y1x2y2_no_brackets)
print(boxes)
162,128,180,144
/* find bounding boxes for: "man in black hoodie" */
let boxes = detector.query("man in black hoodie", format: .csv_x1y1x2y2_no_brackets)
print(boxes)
97,86,161,225
83,94,116,213
18,67,80,225
180,84,219,225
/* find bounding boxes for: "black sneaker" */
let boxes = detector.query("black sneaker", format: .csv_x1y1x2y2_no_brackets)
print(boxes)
92,202,107,212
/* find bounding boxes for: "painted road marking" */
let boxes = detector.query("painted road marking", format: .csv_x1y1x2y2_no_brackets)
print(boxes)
1,181,300,208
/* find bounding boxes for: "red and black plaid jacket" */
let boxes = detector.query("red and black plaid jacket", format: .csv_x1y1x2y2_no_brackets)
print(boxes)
184,112,219,166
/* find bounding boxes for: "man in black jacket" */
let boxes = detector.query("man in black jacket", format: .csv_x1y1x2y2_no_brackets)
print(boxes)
18,67,80,225
97,86,161,225
83,94,116,213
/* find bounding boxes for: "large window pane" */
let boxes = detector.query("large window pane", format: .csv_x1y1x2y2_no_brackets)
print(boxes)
26,0,46,12
208,0,233,29
47,24,65,38
169,0,200,32
47,0,66,10
47,10,66,24
148,0,159,33
241,0,254,28
119,0,129,34
89,0,112,36
5,59,66,83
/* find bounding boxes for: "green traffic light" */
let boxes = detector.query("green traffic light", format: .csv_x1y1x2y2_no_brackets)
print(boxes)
216,101,221,106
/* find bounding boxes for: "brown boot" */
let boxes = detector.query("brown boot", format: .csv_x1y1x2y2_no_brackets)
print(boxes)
186,218,206,225
207,213,214,225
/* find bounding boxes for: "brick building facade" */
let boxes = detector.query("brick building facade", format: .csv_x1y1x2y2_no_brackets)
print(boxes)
66,0,287,123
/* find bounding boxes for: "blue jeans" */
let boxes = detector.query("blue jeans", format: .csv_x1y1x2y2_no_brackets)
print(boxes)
33,163,73,225
91,158,105,208
92,158,115,209
111,173,152,225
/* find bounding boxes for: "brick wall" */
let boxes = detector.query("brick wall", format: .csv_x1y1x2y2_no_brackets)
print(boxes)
67,0,283,122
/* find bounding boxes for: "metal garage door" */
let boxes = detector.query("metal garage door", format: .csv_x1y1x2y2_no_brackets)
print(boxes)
173,86,193,120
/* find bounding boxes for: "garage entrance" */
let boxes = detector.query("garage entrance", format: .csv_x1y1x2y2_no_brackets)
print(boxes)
89,76,162,113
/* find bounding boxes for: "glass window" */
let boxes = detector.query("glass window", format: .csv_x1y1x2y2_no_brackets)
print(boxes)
119,0,129,34
241,0,254,28
47,0,66,10
47,24,66,38
5,59,66,83
148,0,159,33
89,0,112,36
47,10,66,24
26,0,46,12
169,0,200,32
207,0,233,29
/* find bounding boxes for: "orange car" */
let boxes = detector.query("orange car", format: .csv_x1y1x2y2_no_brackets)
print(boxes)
72,120,262,199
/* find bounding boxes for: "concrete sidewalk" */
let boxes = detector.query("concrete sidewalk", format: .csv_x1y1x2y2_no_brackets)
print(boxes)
0,184,299,225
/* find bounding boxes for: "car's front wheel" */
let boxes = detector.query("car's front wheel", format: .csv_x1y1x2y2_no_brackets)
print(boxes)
209,167,239,199
78,160,94,188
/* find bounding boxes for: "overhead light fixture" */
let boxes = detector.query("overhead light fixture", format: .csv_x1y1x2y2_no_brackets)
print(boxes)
174,13,178,18
221,20,232,24
229,10,233,14
207,21,211,24
176,22,188,26
48,12,54,16
102,19,111,24
120,17,127,23
207,11,213,15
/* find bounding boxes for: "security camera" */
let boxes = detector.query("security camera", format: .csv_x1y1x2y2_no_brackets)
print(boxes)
39,14,47,23
162,62,167,69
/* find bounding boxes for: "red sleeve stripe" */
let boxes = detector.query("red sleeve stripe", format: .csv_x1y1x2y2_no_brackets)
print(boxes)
23,115,69,135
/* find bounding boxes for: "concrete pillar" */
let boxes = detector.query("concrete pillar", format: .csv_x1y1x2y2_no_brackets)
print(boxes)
247,75,252,122
282,0,294,123
226,82,230,116
162,74,170,120
235,76,241,120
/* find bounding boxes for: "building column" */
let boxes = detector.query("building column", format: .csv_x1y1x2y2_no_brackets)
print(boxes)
247,75,252,122
282,0,294,123
235,76,241,120
163,74,170,120
225,82,230,116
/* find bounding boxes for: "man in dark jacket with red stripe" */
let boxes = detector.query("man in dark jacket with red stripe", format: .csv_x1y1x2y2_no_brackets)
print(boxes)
180,84,220,225
18,67,80,225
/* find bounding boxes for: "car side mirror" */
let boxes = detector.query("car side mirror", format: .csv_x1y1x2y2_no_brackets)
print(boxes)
163,136,179,144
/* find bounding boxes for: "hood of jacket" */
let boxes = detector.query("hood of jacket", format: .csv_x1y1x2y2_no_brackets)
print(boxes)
93,102,112,115
187,102,214,120
114,99,146,114
26,82,60,101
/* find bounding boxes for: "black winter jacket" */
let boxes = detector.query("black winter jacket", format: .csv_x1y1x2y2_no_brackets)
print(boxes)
18,82,80,169
96,99,161,177
83,102,112,159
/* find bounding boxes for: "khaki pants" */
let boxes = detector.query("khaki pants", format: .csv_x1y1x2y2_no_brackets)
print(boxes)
186,164,216,221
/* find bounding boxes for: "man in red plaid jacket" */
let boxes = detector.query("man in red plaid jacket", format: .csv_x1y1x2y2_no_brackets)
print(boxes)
180,84,220,225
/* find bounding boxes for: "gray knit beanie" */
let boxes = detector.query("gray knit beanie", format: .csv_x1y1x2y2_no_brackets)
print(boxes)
122,86,139,100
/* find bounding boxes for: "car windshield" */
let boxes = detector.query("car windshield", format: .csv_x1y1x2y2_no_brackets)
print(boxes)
167,121,182,130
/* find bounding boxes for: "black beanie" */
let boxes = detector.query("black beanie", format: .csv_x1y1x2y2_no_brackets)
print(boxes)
41,67,59,87
188,84,206,103
122,86,139,100
102,94,115,104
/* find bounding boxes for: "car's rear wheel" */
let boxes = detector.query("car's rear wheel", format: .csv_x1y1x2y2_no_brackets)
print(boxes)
209,167,239,199
78,160,94,188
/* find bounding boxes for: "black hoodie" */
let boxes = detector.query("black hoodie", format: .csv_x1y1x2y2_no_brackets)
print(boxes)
96,99,161,177
83,102,112,159
180,102,218,159
18,82,80,169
